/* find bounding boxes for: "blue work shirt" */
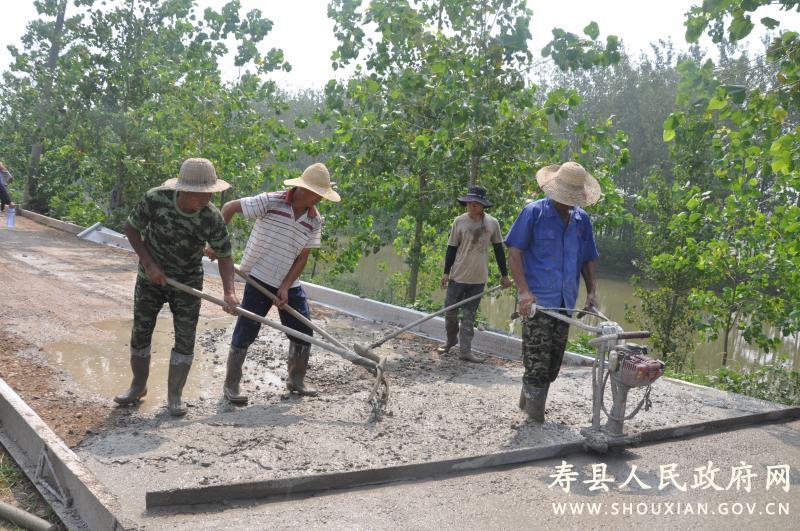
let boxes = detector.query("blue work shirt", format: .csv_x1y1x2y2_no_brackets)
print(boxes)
505,198,599,310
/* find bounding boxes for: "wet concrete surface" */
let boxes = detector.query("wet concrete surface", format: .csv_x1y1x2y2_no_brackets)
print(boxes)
69,308,790,526
45,317,231,413
3,214,796,529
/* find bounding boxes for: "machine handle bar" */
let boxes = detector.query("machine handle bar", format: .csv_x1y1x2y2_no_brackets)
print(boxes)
587,330,651,347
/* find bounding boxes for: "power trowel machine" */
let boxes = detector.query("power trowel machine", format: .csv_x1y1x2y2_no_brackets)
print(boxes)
530,307,665,452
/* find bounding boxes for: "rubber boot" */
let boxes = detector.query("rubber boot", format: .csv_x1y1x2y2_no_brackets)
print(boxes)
223,345,249,405
458,310,484,362
459,350,485,363
286,342,318,396
437,313,459,353
522,383,549,422
114,352,150,405
167,351,193,416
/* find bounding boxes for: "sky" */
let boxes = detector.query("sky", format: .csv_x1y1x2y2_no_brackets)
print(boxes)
0,0,797,90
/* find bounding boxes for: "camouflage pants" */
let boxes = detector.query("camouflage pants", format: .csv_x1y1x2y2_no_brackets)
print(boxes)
522,311,570,385
444,281,485,354
130,275,202,357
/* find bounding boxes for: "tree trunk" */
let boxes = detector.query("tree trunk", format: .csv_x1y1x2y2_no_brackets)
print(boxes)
469,153,479,187
406,172,428,302
25,0,68,210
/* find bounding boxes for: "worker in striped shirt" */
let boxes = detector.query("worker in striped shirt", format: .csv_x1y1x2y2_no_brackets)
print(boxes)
212,163,340,403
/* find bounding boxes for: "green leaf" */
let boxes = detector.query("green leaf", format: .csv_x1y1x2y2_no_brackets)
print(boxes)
760,17,780,30
707,96,727,111
729,14,754,41
723,84,746,104
430,62,446,75
663,127,676,142
583,21,600,40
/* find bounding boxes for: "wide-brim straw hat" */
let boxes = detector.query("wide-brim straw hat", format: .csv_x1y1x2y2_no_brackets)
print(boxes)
284,163,341,202
535,162,601,207
163,158,230,193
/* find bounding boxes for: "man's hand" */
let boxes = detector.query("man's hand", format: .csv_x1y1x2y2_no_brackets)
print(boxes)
518,290,537,317
500,276,513,289
204,244,217,261
223,291,240,315
276,285,289,308
583,293,599,313
440,274,449,290
143,260,166,286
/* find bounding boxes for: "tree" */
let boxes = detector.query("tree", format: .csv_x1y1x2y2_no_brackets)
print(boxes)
634,0,800,367
320,0,629,304
1,0,297,226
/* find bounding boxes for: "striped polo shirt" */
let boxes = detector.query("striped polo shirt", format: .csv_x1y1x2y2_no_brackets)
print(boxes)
239,189,322,288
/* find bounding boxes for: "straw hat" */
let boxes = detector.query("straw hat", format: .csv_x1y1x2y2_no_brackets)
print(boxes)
163,158,230,193
536,162,601,207
284,163,341,202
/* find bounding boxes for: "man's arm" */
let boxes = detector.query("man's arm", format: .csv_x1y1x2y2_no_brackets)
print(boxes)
220,199,242,224
441,245,458,289
206,199,243,260
276,248,311,307
216,256,240,314
492,243,512,288
581,260,598,312
508,247,536,316
123,222,165,285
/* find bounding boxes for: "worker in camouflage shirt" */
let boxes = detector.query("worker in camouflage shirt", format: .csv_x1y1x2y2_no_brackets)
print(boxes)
114,158,239,416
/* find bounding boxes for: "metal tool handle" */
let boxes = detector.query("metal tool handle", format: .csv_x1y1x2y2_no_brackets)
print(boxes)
232,267,382,363
370,284,505,349
534,306,603,334
587,330,651,347
164,277,378,372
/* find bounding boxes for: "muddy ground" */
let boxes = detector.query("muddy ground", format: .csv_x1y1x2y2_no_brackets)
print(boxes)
1,215,796,530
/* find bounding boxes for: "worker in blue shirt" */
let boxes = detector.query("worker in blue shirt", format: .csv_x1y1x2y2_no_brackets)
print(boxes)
505,162,601,422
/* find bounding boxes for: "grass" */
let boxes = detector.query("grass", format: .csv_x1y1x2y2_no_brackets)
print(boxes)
0,447,64,530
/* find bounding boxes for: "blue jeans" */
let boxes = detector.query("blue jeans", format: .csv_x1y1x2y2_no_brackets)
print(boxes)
231,276,313,348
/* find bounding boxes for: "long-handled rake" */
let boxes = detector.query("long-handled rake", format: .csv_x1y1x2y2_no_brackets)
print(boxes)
164,277,389,412
353,284,505,359
232,267,389,409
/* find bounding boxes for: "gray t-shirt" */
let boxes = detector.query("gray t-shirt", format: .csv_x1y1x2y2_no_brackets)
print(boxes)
447,213,503,284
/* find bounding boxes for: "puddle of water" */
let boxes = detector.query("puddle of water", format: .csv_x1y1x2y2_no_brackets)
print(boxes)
45,315,234,412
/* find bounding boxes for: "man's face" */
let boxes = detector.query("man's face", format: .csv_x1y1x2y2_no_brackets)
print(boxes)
179,191,213,212
296,188,323,209
466,201,485,216
551,199,573,214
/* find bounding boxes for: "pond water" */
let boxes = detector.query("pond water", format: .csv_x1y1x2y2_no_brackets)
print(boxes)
315,245,799,373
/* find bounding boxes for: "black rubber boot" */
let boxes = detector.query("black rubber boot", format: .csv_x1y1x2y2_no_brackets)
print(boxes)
437,320,459,354
167,351,192,416
522,383,549,422
457,308,483,362
286,342,318,396
114,354,150,405
223,345,249,405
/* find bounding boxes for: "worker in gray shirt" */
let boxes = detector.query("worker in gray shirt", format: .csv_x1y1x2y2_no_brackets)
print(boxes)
439,186,512,362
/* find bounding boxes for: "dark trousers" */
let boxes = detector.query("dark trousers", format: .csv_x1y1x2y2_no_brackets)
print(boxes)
521,312,570,385
130,275,202,357
231,276,313,348
0,180,11,211
444,281,485,354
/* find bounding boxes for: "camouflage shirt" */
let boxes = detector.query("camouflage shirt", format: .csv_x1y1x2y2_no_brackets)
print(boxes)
127,187,231,282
